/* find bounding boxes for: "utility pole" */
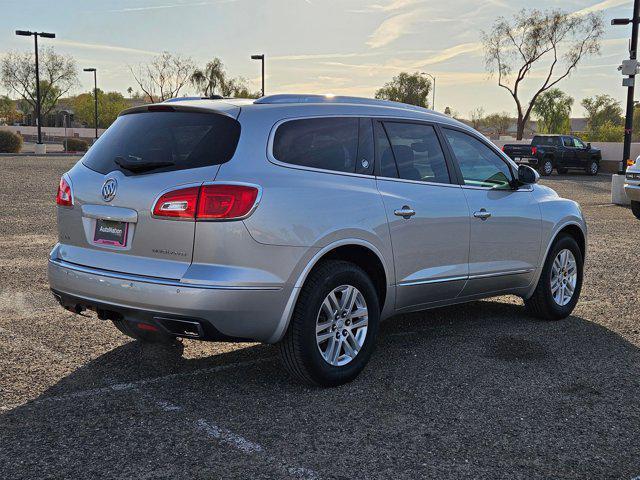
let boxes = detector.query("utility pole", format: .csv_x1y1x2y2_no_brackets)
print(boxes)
83,68,98,139
611,1,640,205
613,0,640,174
15,30,56,152
251,54,265,97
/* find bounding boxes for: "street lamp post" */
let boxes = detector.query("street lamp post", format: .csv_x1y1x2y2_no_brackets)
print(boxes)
251,54,265,97
83,68,98,140
15,30,55,150
421,72,436,111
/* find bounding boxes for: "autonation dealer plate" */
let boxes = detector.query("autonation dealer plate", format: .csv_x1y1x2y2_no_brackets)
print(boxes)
94,219,128,247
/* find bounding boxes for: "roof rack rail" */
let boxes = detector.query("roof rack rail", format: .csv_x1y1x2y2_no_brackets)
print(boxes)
254,94,438,115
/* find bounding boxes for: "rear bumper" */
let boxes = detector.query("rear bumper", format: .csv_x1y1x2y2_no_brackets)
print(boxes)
48,258,290,343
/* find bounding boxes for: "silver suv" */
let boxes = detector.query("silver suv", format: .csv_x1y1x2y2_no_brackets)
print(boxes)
49,94,587,386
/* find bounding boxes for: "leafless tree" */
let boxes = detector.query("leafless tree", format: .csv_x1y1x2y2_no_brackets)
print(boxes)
482,9,604,139
470,107,486,130
129,51,195,103
1,47,78,122
483,112,512,136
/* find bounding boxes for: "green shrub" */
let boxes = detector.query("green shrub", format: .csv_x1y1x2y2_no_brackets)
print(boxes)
580,122,625,143
0,130,23,153
63,138,89,152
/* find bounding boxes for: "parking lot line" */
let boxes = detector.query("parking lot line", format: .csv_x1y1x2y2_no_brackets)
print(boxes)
136,384,320,479
5,356,275,410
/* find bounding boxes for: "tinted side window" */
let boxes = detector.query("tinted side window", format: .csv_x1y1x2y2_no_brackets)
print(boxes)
383,122,450,183
443,128,513,189
82,111,241,176
562,137,573,147
273,117,359,173
533,136,557,146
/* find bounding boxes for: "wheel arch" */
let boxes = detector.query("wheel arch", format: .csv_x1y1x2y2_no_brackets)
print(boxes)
524,220,586,300
268,239,392,344
557,223,586,259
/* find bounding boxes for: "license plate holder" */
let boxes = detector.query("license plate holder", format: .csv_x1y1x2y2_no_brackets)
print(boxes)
94,219,128,247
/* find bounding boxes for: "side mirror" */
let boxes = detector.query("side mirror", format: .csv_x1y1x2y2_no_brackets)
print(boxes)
586,142,591,149
518,165,539,185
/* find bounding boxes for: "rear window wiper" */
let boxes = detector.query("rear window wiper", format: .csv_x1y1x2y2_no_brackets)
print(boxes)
114,156,175,173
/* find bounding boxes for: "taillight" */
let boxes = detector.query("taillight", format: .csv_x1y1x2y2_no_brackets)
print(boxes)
197,185,259,219
531,146,537,155
152,186,199,218
56,176,73,207
152,184,259,220
501,146,505,152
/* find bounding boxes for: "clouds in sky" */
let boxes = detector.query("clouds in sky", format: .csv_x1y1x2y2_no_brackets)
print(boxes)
3,0,633,115
366,10,426,48
54,39,158,56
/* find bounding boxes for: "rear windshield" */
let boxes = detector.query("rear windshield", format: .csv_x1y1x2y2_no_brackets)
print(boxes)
532,136,559,146
82,111,241,175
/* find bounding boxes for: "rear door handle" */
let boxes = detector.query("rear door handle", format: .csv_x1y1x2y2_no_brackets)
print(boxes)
473,209,492,220
394,206,416,219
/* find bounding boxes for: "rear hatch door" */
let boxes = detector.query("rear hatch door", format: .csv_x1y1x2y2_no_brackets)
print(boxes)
56,106,241,279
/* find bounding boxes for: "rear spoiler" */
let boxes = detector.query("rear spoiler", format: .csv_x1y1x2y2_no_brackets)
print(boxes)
119,102,240,119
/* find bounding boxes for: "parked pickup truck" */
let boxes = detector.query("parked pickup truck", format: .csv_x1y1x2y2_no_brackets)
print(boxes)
502,135,601,176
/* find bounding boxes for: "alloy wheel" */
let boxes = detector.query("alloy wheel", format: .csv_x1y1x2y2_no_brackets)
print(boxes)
550,249,578,307
316,285,368,366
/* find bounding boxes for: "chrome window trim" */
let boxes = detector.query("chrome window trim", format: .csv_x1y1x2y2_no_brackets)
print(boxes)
49,258,281,291
460,184,533,193
376,176,463,189
266,114,457,185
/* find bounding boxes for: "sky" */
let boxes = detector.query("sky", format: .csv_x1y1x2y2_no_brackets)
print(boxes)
0,0,635,117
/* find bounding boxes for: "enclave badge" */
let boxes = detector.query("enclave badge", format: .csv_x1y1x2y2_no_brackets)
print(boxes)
101,178,117,202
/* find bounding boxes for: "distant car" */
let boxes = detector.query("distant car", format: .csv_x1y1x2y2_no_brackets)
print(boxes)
503,135,602,176
625,156,640,219
49,94,588,386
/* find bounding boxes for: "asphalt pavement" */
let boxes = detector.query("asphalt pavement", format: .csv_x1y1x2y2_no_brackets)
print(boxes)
1,156,639,479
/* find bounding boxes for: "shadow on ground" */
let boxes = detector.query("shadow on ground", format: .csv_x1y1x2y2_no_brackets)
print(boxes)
2,299,639,479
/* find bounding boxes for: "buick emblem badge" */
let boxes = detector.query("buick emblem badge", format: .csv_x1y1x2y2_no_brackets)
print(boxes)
101,178,118,202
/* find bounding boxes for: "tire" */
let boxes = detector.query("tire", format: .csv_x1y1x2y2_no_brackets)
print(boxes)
524,234,583,320
557,167,568,174
112,319,176,344
278,260,380,387
586,159,599,176
539,158,554,176
632,201,640,220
